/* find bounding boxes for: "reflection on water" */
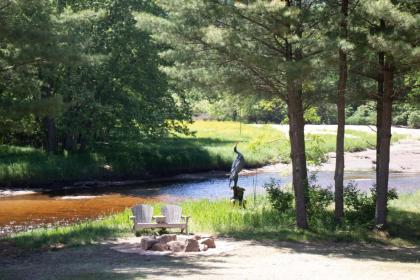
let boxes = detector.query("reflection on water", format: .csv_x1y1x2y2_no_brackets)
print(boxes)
1,170,420,235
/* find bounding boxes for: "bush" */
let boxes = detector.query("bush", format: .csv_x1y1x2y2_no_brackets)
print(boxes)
408,111,420,128
305,134,328,165
346,103,376,125
344,182,398,224
264,179,294,212
307,174,334,220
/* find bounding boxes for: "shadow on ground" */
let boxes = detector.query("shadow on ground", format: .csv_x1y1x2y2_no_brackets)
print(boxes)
0,242,229,280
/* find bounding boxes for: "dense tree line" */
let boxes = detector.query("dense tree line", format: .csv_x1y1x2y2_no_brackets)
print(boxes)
140,0,419,228
0,0,191,153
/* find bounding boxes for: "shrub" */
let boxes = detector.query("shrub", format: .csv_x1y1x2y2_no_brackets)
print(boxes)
307,174,334,219
346,103,376,125
344,182,398,224
264,179,294,212
305,134,328,165
408,111,420,128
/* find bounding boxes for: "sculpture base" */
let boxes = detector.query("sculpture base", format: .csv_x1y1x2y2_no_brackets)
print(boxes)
231,186,246,208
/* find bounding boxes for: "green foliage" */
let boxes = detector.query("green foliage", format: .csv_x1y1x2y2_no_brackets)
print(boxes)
0,121,381,185
346,103,377,125
264,180,294,213
407,111,420,128
0,0,191,152
307,175,334,220
344,182,398,224
305,134,328,165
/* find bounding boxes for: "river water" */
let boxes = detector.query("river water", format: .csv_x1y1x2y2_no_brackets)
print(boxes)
1,170,420,236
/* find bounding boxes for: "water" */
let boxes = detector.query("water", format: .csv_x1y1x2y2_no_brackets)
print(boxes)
1,170,420,235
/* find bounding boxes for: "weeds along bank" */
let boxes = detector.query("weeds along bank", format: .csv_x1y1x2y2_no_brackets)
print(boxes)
7,188,420,250
0,121,382,187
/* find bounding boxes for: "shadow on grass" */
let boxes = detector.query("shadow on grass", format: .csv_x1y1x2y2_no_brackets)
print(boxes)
388,208,420,245
0,243,227,280
10,225,127,250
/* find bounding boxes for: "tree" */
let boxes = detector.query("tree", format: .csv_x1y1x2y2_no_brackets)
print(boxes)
1,0,192,152
334,0,349,221
356,0,419,227
140,0,329,228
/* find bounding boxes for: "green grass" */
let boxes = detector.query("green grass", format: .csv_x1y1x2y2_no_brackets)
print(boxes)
7,190,420,249
0,121,385,186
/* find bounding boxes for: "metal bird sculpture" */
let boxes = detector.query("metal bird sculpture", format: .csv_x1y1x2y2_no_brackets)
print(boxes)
229,144,245,188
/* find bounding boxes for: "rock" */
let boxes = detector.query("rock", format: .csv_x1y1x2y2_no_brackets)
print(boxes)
157,234,176,244
184,238,200,252
199,244,208,252
200,238,216,249
140,237,158,250
167,241,185,253
150,242,170,251
192,234,201,240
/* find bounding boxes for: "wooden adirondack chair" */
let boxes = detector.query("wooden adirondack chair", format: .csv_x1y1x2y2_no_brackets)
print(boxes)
131,204,190,234
161,205,190,234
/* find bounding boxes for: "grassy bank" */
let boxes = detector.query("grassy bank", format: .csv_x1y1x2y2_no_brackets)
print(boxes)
7,191,420,250
0,121,384,187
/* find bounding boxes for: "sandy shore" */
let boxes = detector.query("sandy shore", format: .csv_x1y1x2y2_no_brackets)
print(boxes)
262,125,420,174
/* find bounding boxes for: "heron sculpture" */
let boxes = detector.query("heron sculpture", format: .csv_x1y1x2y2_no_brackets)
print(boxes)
229,144,245,189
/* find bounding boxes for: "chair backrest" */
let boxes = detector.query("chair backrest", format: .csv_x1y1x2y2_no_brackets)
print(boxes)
132,204,154,223
161,205,182,224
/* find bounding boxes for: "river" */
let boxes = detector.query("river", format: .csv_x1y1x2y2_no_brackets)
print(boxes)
1,169,420,236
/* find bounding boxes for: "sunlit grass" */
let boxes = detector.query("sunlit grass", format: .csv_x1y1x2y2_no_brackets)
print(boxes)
0,121,389,185
7,190,420,249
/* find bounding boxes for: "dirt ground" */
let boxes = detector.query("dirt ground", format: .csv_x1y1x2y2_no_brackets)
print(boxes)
1,237,420,280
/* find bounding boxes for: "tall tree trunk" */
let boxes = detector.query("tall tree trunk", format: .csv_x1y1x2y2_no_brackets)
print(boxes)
376,19,385,191
375,62,393,227
287,80,309,229
334,0,348,221
284,0,308,229
42,116,57,154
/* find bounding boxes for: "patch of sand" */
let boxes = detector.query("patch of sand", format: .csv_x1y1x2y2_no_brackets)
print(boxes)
110,235,238,257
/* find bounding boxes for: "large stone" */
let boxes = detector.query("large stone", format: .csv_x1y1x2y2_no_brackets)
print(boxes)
140,237,158,250
150,242,170,251
200,238,216,249
167,241,185,253
157,234,176,244
199,244,208,252
184,238,200,252
192,234,201,240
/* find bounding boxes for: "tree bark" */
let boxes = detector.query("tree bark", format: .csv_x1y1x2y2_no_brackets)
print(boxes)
64,133,76,151
282,0,308,229
42,116,57,154
334,0,348,221
287,78,309,229
376,20,385,191
375,62,393,227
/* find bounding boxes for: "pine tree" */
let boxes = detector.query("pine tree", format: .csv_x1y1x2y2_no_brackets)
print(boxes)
140,0,329,228
357,0,419,227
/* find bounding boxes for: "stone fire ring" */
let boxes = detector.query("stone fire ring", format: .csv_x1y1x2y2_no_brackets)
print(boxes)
110,234,237,257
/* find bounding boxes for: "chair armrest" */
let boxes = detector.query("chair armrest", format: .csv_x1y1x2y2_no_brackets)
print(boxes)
181,216,190,223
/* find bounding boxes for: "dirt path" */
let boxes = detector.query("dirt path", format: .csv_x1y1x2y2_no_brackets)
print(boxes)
1,238,419,280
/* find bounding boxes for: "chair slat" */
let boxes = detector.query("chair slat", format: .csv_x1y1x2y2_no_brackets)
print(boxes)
161,205,182,224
